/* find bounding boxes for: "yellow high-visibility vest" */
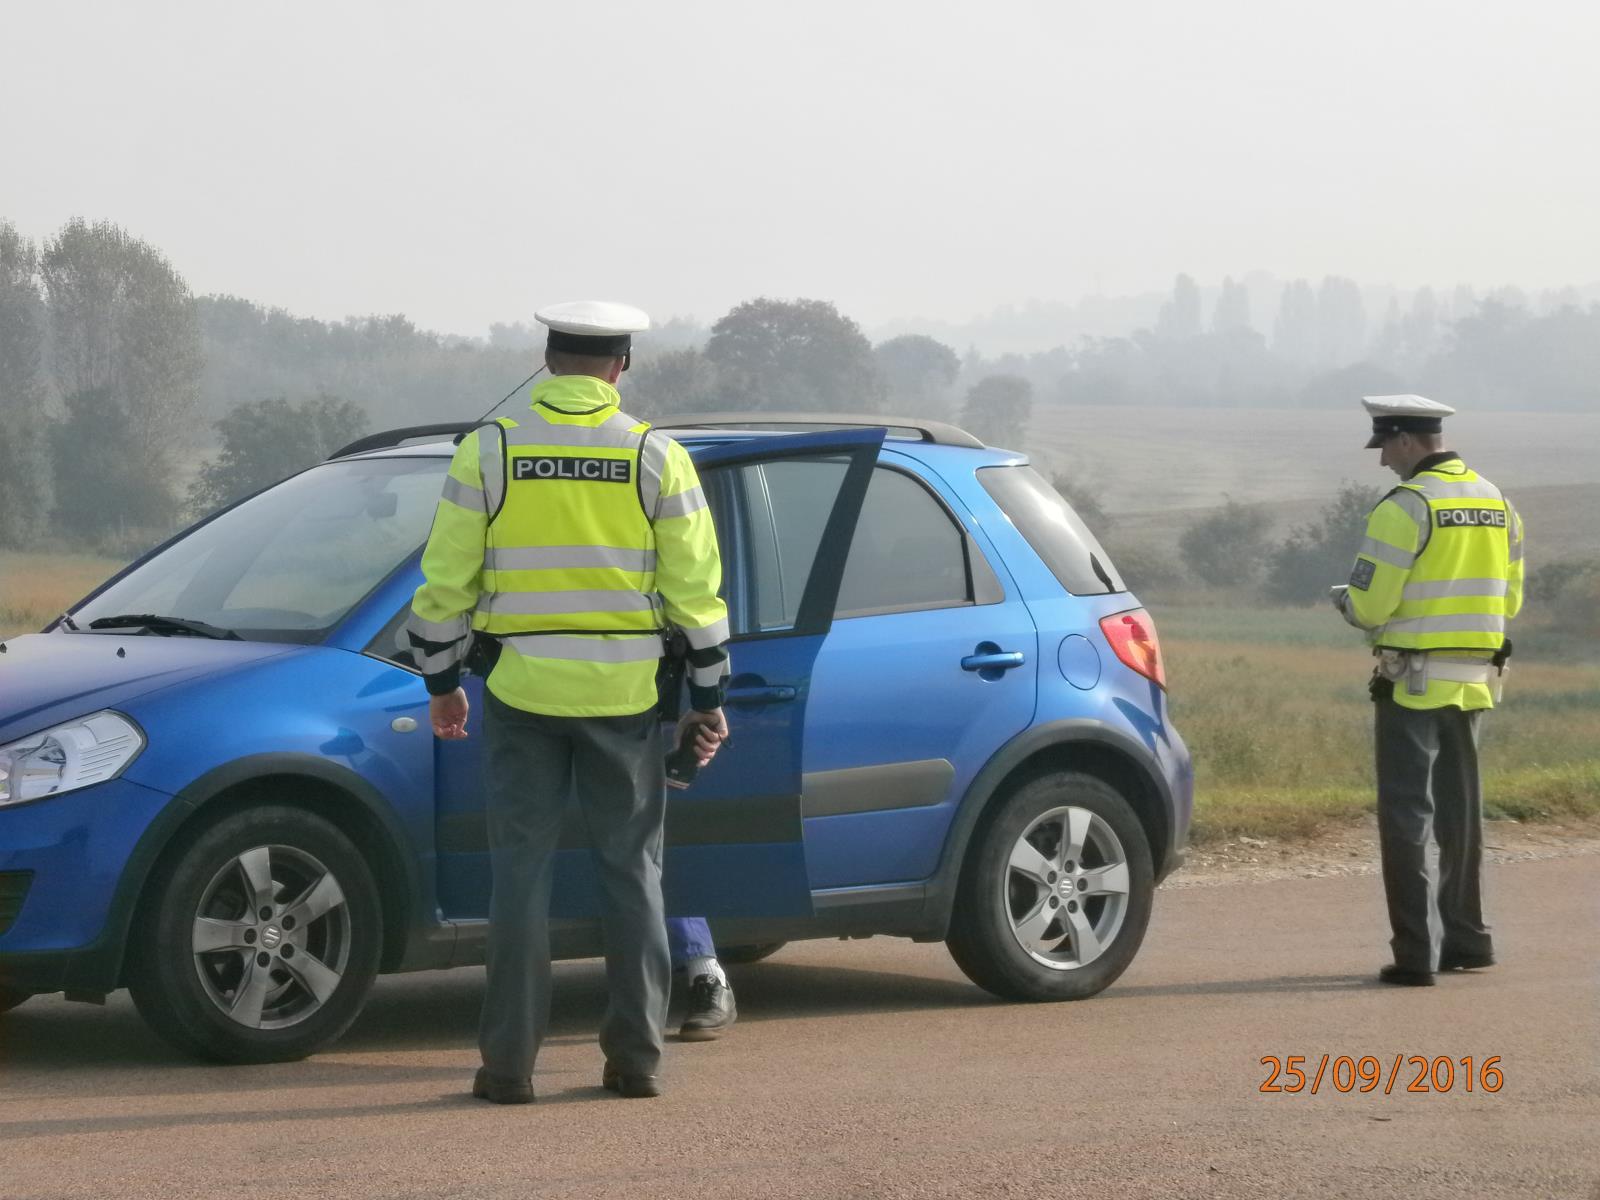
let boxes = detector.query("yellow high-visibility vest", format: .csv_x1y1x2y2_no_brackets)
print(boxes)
406,374,729,717
1346,455,1524,710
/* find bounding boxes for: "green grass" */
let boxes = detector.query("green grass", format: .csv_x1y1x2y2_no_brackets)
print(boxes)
1160,604,1600,843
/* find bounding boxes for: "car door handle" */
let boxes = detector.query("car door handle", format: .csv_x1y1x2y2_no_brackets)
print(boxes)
726,685,798,706
961,651,1025,672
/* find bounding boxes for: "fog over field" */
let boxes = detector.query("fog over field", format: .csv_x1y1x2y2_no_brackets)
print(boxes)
2,0,1597,605
1028,406,1600,511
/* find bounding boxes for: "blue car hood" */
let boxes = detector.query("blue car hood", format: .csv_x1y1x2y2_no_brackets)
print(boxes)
0,632,296,743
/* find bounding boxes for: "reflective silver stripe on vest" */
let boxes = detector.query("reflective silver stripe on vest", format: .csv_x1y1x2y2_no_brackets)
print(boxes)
440,475,484,510
1508,539,1524,563
485,546,656,572
1358,536,1415,569
503,633,664,663
1401,577,1509,601
478,589,658,616
639,430,670,519
505,413,641,449
1425,659,1496,685
1380,613,1505,638
1411,478,1503,501
680,615,730,650
480,423,507,516
407,612,471,642
657,485,708,519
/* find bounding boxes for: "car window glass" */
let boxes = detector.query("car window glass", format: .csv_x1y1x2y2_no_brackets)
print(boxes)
837,468,969,615
701,456,850,635
978,465,1125,595
72,457,447,642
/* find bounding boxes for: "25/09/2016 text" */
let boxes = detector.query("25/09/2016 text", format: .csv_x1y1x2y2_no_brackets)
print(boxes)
1259,1055,1504,1095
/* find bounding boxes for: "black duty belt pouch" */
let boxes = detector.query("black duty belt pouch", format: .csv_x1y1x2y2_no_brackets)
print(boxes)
656,629,688,722
1492,638,1513,670
1369,671,1394,703
464,632,503,677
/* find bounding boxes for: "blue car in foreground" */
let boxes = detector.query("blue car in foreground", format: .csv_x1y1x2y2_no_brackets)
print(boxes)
0,413,1192,1062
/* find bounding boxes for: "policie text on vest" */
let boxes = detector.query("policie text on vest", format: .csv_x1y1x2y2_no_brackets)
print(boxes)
512,455,633,483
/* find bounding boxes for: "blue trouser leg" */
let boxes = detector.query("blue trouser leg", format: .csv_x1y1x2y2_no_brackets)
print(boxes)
666,917,716,969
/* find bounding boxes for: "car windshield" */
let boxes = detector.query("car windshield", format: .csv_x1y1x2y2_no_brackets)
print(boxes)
70,456,449,643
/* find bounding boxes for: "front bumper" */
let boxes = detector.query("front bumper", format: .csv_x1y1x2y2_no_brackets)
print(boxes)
0,776,177,995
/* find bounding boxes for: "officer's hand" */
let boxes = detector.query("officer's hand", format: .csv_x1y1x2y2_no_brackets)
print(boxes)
678,708,728,766
430,688,470,740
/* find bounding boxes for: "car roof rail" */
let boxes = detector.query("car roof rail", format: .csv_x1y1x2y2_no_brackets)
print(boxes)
328,423,476,460
652,412,985,449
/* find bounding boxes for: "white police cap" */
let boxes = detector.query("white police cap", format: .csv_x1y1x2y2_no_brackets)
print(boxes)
535,300,651,358
1361,394,1455,448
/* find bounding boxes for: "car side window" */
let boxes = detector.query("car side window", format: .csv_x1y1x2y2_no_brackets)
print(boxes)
836,468,972,617
701,456,851,636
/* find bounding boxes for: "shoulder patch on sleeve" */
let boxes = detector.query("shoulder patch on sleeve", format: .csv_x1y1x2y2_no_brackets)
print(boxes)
1349,558,1377,591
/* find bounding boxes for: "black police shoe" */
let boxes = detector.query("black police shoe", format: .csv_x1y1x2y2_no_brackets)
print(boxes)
1438,950,1495,971
1377,964,1435,987
602,1062,662,1098
678,973,737,1041
473,1066,535,1104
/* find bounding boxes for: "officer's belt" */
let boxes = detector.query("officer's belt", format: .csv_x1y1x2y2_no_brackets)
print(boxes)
1375,649,1498,690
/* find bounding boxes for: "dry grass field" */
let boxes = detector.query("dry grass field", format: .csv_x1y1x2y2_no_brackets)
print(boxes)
0,551,126,638
1158,603,1600,842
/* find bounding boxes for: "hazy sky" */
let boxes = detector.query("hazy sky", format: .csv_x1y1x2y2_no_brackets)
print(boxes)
4,1,1598,337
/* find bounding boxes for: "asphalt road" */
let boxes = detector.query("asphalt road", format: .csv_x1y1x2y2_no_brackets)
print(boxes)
1,855,1595,1200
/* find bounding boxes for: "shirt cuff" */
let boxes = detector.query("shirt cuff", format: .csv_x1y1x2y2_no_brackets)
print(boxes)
425,666,462,696
689,680,725,712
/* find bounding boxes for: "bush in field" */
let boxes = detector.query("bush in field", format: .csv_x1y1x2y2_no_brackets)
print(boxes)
1265,482,1385,604
1109,540,1185,594
1529,558,1600,640
1179,500,1271,588
189,394,368,516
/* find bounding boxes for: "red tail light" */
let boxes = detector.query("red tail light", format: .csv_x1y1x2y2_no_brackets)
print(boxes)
1099,608,1166,689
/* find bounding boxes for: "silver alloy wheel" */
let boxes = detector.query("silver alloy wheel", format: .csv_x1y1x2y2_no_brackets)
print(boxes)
1002,805,1131,970
191,844,352,1030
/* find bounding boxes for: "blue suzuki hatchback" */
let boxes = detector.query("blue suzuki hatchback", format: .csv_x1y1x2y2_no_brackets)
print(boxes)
0,414,1192,1061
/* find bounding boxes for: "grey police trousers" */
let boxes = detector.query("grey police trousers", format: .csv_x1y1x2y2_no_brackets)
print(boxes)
478,691,670,1081
1374,697,1494,971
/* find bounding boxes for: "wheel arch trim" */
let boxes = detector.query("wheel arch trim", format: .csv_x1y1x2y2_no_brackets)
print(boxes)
923,719,1176,936
93,754,430,993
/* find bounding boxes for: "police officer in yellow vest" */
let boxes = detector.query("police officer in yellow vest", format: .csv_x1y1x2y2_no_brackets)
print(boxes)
405,301,731,1101
1332,395,1524,987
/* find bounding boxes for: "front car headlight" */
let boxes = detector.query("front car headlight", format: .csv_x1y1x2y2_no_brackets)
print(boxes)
0,712,146,807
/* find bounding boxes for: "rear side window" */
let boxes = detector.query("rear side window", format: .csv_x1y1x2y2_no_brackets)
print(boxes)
837,468,968,615
978,466,1125,595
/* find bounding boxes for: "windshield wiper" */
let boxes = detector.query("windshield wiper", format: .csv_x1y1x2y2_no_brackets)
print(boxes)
87,613,242,641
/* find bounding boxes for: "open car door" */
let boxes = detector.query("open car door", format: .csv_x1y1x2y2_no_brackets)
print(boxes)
432,426,885,921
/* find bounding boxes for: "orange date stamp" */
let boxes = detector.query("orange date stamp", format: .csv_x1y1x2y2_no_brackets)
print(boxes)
1259,1054,1504,1095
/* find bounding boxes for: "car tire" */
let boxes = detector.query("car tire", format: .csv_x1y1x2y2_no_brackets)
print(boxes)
127,805,382,1063
947,771,1153,1002
0,987,33,1014
717,941,786,965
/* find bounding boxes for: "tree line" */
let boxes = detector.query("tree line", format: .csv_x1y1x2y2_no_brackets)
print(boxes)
3,217,1597,559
